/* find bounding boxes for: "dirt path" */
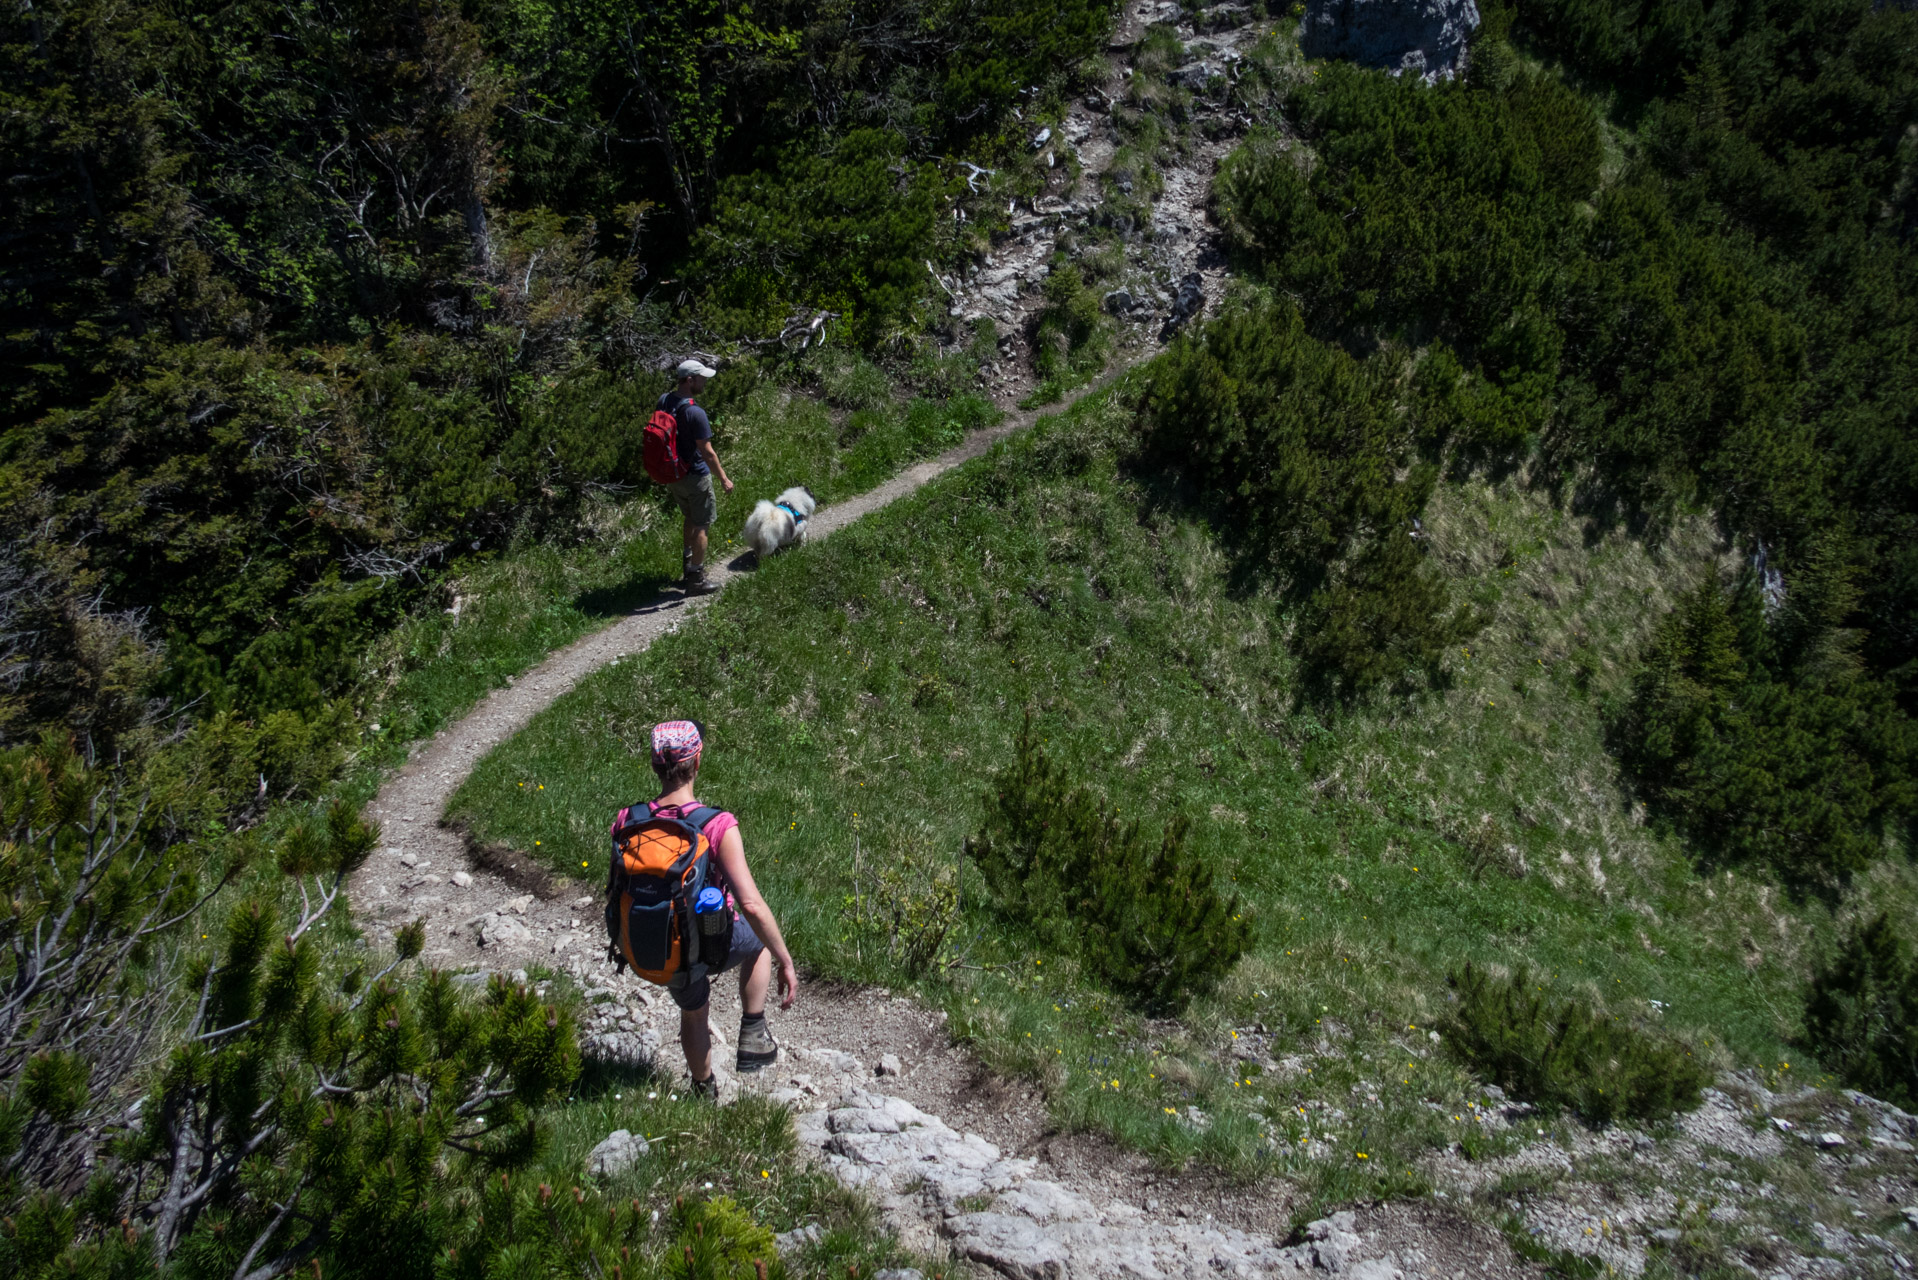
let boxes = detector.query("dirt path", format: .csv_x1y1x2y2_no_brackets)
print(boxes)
352,0,1243,986
351,12,1546,1276
352,371,1128,969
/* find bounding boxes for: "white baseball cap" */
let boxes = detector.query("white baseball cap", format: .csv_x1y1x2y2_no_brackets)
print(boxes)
675,358,718,379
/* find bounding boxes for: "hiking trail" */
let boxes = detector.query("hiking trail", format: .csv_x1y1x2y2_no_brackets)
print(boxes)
351,9,1546,1276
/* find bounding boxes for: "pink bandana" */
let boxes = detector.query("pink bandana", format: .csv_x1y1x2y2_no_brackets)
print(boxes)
651,720,702,764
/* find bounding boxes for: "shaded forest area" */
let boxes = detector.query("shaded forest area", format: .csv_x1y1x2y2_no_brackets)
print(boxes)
0,0,1111,796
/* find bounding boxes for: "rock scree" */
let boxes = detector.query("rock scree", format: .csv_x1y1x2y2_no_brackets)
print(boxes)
1298,0,1479,82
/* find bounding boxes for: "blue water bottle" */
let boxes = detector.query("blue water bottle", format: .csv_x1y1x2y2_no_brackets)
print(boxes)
694,886,730,967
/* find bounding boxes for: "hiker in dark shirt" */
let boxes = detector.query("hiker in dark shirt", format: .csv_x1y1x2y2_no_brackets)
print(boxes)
659,359,735,593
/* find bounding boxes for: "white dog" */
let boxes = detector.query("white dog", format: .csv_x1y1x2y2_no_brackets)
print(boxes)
742,485,816,560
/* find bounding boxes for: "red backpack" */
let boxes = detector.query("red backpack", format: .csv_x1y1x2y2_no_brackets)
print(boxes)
642,396,693,484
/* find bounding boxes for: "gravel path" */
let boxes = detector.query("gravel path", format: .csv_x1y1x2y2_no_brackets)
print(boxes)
352,378,1117,969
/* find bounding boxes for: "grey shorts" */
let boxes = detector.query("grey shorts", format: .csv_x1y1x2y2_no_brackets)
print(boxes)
667,915,765,1011
667,471,717,528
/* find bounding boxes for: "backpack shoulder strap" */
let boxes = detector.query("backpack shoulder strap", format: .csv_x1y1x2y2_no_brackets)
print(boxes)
683,805,721,834
613,802,654,833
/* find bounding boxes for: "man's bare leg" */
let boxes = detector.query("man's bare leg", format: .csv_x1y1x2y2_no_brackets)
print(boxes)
684,518,709,574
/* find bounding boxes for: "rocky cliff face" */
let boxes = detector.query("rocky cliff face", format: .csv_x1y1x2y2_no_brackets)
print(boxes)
1299,0,1480,82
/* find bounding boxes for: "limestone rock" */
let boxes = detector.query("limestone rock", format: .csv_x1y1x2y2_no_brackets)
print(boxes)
1346,1262,1399,1280
1159,273,1205,341
1299,0,1480,83
812,1048,863,1075
583,1027,661,1068
774,1223,823,1254
478,914,533,948
451,871,473,888
876,1053,904,1077
770,1071,1427,1280
1167,61,1216,90
585,1129,649,1177
945,1211,1071,1280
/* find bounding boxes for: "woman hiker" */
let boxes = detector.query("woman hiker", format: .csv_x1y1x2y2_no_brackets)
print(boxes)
647,720,797,1096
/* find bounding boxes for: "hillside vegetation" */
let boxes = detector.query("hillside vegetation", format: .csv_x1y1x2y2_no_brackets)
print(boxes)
453,382,1784,1173
1,0,1089,794
7,0,1918,1276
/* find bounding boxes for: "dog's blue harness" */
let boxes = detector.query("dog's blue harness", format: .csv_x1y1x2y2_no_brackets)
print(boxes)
775,502,807,528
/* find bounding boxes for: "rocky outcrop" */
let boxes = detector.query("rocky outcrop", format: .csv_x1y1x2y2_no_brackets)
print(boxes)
1299,0,1480,82
776,1072,1411,1278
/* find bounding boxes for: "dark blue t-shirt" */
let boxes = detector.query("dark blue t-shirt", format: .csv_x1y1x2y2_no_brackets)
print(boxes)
657,390,712,476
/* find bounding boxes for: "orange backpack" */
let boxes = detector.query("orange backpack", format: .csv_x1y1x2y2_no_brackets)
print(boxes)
603,802,719,983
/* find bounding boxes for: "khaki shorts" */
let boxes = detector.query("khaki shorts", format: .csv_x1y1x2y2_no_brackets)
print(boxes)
667,471,717,528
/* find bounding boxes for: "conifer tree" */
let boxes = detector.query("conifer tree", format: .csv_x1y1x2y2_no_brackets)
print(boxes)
967,718,1249,1012
1804,914,1918,1109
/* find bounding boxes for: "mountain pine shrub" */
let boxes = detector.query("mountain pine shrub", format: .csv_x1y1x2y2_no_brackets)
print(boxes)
0,736,596,1278
1803,914,1918,1109
966,718,1249,1013
1029,261,1111,401
1619,572,1917,891
1138,300,1478,699
1442,963,1708,1126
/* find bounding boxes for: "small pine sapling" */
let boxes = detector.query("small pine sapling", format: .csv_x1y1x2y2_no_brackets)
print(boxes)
1441,963,1708,1125
967,717,1249,1012
1803,913,1918,1108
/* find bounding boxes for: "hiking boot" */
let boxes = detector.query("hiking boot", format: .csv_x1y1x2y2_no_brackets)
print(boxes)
681,567,718,595
735,1017,778,1073
690,1074,720,1101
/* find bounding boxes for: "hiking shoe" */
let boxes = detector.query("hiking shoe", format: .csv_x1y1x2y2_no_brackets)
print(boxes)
690,1074,720,1101
735,1018,778,1073
681,569,719,595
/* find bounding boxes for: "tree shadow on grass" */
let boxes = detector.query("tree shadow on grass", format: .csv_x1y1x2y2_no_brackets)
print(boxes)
572,570,682,617
572,1050,666,1100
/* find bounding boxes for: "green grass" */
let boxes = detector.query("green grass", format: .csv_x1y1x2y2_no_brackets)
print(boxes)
446,380,1903,1187
340,372,998,794
511,1010,922,1275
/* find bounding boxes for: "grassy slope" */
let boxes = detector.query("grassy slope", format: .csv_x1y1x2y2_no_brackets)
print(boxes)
439,385,1918,1220
447,380,1908,1196
343,367,997,786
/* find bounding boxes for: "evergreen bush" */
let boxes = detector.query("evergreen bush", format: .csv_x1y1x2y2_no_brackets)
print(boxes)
0,735,589,1279
1618,573,1917,891
966,718,1249,1013
1803,913,1918,1109
1138,300,1478,699
1442,963,1708,1126
1028,261,1111,400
